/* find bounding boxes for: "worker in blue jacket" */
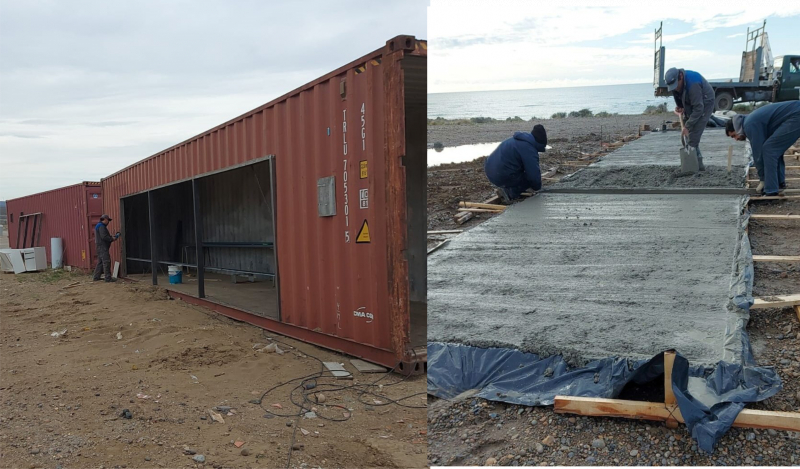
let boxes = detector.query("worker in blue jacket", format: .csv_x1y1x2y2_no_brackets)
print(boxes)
92,214,120,282
665,67,715,170
726,101,800,196
484,124,546,203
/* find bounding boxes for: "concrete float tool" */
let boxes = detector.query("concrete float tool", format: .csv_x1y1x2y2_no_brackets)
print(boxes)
678,114,699,173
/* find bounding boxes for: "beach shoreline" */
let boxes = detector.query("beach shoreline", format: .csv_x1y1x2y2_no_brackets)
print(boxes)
427,112,675,148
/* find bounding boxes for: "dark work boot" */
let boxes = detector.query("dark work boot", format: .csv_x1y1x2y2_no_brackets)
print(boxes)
495,187,511,204
105,278,117,283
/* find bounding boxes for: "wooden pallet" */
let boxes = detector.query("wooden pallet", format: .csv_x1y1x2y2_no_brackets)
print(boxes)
554,351,800,432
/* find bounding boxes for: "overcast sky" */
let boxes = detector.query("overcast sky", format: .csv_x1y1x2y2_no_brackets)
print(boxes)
429,1,800,93
0,1,425,200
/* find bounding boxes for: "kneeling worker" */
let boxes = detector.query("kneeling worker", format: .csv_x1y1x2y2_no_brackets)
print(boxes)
726,101,800,196
484,124,547,203
665,67,715,170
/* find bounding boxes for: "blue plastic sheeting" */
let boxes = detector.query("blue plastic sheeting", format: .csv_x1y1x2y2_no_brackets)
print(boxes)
427,343,781,453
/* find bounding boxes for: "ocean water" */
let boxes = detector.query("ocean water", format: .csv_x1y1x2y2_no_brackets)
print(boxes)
428,83,675,120
428,142,555,167
427,142,502,167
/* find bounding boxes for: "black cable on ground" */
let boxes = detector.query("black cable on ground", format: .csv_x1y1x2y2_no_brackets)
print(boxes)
253,335,426,468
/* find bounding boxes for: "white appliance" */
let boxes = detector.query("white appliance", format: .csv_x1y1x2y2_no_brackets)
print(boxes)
0,247,47,273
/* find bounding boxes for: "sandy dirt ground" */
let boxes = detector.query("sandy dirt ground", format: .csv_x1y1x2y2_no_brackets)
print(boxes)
426,126,800,466
0,271,427,469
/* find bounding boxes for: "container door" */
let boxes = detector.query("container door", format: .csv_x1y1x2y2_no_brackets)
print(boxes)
86,187,103,267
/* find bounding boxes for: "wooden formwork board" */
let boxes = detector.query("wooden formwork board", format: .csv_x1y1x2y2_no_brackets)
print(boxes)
751,294,800,310
554,352,800,432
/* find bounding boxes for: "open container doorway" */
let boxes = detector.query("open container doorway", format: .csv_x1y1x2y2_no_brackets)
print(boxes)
121,158,279,320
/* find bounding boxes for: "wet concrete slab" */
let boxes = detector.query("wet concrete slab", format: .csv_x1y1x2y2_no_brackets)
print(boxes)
427,193,745,366
556,165,748,190
593,129,747,168
556,130,749,190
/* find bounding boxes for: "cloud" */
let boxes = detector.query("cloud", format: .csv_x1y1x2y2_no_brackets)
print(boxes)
628,29,710,45
0,1,425,200
430,2,800,50
727,33,745,38
429,1,800,93
0,133,46,139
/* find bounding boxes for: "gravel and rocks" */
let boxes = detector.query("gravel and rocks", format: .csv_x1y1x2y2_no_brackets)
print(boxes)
428,113,675,149
428,397,800,466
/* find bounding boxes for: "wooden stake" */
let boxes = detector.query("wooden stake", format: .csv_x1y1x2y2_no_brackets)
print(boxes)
542,168,558,179
554,396,800,432
458,202,507,210
750,214,800,221
663,351,679,428
454,212,474,225
751,294,800,309
748,195,800,202
752,255,800,262
664,351,676,406
457,208,503,214
427,239,450,256
747,178,800,183
752,166,800,171
795,305,800,323
427,230,463,235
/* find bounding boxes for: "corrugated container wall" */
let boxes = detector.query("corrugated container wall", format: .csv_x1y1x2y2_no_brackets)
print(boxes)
6,182,103,270
102,36,426,368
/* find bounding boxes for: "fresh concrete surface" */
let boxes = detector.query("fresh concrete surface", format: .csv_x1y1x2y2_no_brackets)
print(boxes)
592,129,747,168
557,165,747,190
427,193,744,366
555,130,749,191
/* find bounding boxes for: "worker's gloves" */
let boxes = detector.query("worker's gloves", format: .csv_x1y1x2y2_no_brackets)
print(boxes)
114,232,121,239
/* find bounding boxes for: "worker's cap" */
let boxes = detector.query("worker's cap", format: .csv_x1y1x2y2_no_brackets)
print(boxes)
531,124,547,146
664,67,680,92
100,214,112,221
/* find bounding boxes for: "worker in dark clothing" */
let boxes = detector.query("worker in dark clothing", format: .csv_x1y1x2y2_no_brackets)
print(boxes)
726,101,800,196
665,67,715,170
93,214,120,282
484,124,547,203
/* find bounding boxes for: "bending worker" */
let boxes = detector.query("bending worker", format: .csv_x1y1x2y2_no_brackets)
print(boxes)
726,101,800,196
665,67,715,170
484,124,547,203
93,214,120,282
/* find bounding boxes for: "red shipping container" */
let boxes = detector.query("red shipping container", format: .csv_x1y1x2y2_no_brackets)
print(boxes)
102,36,426,371
6,182,103,270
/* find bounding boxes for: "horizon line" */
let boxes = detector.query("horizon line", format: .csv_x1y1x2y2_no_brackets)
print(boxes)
429,82,654,95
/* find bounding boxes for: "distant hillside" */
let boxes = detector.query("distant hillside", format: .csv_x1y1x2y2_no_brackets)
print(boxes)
0,200,6,224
